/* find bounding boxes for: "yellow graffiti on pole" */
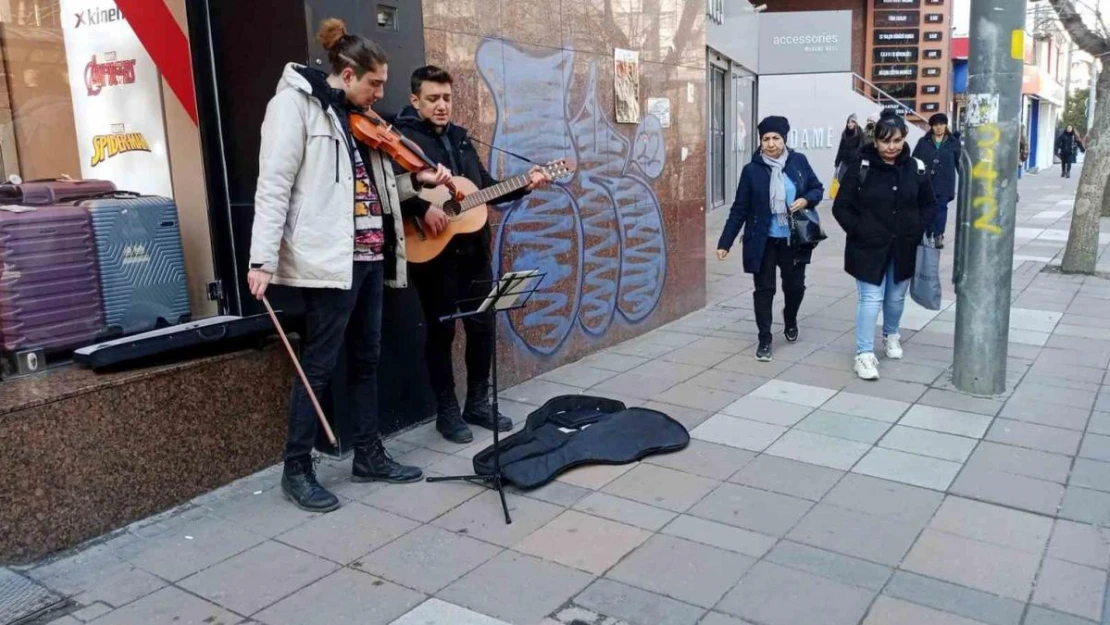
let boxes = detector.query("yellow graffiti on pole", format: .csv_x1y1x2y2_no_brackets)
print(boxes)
971,124,1003,235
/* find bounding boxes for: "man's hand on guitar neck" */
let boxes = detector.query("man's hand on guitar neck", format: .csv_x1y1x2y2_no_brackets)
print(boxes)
526,165,553,191
424,206,449,236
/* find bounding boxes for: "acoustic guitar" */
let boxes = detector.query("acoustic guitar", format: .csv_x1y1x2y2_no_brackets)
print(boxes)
404,158,575,263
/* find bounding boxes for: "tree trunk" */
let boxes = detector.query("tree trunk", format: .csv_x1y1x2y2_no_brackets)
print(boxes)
1061,67,1110,272
1101,163,1110,218
1103,169,1110,218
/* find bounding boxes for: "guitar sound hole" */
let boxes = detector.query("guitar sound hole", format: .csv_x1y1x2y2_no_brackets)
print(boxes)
444,200,462,217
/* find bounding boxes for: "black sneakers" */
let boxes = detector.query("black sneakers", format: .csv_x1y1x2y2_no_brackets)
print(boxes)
435,390,474,444
756,341,773,362
784,325,799,343
282,457,340,513
352,440,424,484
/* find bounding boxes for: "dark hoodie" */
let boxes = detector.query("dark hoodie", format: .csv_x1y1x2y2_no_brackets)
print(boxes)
832,143,937,286
391,105,530,258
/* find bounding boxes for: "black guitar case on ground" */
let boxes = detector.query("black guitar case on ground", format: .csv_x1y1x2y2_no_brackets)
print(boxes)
472,394,690,489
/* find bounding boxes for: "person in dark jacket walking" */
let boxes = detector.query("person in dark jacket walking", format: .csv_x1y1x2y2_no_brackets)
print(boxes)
717,116,825,362
1055,125,1085,178
392,65,551,444
835,114,863,179
833,111,937,381
912,113,961,249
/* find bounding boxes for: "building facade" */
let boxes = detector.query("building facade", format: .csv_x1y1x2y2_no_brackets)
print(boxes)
706,0,760,210
0,0,710,562
0,0,708,438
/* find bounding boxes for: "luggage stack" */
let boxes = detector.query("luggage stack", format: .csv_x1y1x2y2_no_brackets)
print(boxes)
0,179,191,361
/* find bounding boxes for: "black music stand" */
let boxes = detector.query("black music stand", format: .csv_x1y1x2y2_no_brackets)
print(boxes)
425,269,546,525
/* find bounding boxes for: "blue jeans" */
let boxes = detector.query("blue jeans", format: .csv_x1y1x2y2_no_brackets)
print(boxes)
856,261,910,354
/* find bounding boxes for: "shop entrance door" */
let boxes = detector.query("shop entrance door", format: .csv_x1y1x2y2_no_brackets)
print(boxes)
709,65,727,208
188,0,435,447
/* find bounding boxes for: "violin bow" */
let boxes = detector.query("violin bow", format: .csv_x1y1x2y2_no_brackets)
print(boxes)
261,295,338,447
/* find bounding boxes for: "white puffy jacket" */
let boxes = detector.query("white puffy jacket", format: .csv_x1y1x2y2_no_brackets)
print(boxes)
249,63,420,289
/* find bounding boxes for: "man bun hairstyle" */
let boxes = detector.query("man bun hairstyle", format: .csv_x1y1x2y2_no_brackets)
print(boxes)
411,65,453,95
873,109,908,142
316,18,387,77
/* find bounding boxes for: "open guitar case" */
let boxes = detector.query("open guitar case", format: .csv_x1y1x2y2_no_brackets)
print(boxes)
472,394,690,489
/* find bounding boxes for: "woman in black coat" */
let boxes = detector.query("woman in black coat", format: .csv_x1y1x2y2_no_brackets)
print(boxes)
912,113,961,249
1055,125,1085,178
832,111,937,381
717,115,825,363
835,114,863,179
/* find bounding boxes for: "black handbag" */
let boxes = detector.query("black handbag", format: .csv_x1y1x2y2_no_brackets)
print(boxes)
790,208,828,246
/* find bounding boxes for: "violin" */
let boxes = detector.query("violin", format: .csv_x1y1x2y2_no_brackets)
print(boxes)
348,109,464,202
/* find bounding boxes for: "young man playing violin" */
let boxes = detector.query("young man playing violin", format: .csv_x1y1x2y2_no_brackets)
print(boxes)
247,19,453,513
393,65,551,444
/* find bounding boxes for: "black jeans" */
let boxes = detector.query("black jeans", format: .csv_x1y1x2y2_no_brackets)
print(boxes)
753,238,806,344
285,261,383,461
410,240,493,399
1062,162,1073,177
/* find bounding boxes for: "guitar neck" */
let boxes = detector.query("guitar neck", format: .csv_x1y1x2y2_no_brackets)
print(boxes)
460,173,531,211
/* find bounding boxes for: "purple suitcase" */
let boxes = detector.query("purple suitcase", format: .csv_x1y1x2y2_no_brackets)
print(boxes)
0,205,104,353
0,178,117,206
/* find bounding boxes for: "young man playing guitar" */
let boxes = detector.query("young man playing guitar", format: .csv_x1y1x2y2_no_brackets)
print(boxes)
393,65,552,444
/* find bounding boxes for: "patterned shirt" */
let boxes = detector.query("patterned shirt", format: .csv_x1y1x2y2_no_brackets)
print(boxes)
352,149,384,262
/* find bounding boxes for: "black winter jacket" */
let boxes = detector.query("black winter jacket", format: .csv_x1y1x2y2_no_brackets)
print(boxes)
832,144,937,286
835,131,863,168
912,132,961,200
390,105,530,258
1055,131,1085,164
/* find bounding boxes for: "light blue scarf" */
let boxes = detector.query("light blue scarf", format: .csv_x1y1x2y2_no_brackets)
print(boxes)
762,152,789,226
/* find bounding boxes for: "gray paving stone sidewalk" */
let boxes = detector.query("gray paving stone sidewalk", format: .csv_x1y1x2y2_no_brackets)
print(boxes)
11,165,1110,625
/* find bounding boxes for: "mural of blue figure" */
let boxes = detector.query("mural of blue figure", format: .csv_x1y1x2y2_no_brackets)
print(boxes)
476,39,667,356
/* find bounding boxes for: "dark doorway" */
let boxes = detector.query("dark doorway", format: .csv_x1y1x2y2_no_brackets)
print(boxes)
187,0,434,450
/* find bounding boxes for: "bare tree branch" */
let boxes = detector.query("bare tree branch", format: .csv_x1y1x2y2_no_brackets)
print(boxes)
1047,0,1110,56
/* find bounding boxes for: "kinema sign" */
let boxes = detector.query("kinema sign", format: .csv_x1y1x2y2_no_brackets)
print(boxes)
757,11,852,75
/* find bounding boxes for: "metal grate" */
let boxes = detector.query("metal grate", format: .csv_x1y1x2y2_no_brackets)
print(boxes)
0,568,65,625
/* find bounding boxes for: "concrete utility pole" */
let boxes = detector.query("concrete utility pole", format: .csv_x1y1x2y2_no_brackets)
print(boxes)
952,0,1027,395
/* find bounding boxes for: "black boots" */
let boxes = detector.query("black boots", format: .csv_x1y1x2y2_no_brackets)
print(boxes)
463,383,513,432
435,390,474,444
282,457,340,513
352,439,423,483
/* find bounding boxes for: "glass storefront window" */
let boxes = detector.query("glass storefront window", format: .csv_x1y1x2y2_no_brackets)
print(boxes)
0,0,216,363
0,1,173,195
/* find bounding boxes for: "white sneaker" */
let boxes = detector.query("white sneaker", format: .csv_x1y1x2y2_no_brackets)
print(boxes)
854,353,880,380
884,334,903,360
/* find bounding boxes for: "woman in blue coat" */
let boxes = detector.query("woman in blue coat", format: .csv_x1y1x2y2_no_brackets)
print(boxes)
717,116,825,362
911,113,961,249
